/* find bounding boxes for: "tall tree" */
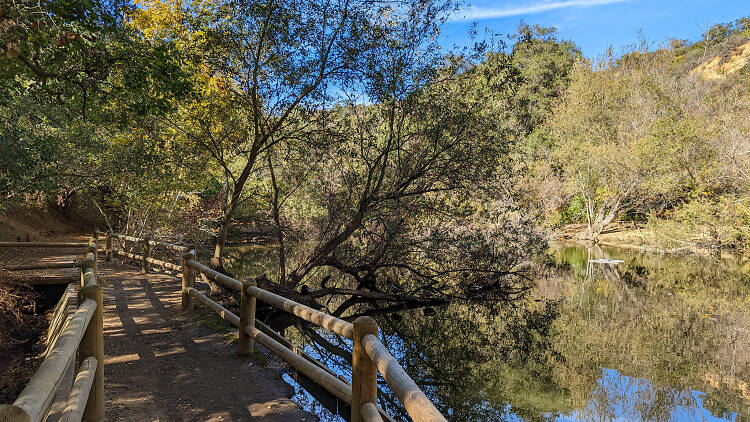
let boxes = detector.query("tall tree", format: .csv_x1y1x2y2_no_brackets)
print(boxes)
548,51,714,240
508,23,582,138
131,0,458,268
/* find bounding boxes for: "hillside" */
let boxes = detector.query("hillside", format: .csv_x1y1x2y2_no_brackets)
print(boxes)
690,40,750,80
0,207,84,243
531,19,750,253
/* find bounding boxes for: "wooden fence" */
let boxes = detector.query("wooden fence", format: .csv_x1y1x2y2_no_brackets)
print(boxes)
94,231,186,274
0,239,104,422
97,231,445,422
3,232,446,422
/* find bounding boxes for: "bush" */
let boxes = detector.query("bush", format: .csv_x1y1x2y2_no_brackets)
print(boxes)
546,195,586,228
649,195,750,252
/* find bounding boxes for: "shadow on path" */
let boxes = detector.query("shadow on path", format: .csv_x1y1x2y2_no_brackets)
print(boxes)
99,260,315,421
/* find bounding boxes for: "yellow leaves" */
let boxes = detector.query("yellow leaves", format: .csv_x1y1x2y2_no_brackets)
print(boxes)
129,0,189,41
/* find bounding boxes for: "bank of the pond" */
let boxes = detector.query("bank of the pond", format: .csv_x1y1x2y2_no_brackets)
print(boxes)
222,242,750,421
555,222,750,259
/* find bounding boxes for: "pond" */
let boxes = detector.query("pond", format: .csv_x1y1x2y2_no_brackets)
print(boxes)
224,243,750,422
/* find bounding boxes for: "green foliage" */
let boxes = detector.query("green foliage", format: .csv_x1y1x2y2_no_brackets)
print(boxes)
547,195,586,227
525,17,750,242
509,23,582,138
0,0,193,226
649,195,750,252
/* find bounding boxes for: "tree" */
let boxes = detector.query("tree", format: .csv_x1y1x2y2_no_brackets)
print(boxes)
508,23,582,138
547,51,715,241
257,44,546,313
0,0,190,210
131,0,460,268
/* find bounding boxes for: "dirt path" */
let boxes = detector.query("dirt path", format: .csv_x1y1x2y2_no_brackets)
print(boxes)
98,259,316,421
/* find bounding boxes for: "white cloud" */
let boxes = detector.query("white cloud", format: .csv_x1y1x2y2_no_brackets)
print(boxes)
452,0,630,21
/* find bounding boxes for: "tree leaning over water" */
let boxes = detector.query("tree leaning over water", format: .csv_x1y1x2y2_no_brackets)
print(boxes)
262,52,548,309
131,0,465,269
128,0,548,307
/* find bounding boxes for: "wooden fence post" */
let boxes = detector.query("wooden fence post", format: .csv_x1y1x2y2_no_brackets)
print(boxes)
80,257,93,287
142,237,150,274
181,250,195,311
352,316,379,422
78,284,104,422
87,237,97,276
238,280,257,356
0,405,30,422
105,232,112,263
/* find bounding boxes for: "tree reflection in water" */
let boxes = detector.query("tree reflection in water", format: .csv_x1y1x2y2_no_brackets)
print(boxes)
225,243,750,421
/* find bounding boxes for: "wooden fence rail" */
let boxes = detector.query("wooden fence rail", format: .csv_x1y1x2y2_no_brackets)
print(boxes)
181,251,445,422
4,232,445,422
0,242,88,248
3,262,81,271
0,239,104,422
95,230,189,253
95,231,186,274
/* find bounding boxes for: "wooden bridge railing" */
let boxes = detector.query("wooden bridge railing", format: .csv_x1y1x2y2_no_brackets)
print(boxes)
13,231,446,421
182,253,447,422
94,230,186,274
0,239,104,422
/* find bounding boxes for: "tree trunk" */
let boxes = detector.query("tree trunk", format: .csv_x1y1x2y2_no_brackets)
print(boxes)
211,210,232,267
268,154,286,283
585,197,629,243
210,150,259,268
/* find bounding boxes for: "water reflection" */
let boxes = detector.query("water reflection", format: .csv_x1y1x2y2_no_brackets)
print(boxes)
560,369,740,422
224,243,750,421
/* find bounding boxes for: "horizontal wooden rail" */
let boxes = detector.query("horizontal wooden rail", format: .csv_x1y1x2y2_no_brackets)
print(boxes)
113,249,181,272
184,261,355,340
113,249,140,261
146,240,189,252
45,286,78,357
362,334,446,422
145,256,182,272
186,288,239,326
3,262,80,271
0,242,87,248
105,233,189,252
109,233,141,243
246,326,353,404
186,260,242,291
246,285,354,340
186,288,353,403
256,320,343,378
59,357,97,422
13,300,97,422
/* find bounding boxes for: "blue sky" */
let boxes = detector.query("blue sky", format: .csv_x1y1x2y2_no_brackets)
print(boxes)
441,0,750,58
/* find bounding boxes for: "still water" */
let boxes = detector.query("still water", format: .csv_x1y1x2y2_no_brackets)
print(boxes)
224,243,750,422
